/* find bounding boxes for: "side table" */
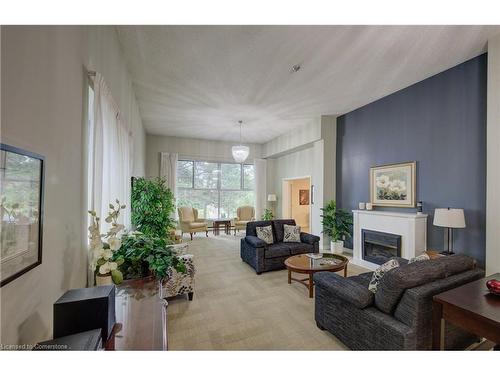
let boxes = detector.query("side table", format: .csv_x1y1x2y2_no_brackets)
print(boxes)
432,273,500,350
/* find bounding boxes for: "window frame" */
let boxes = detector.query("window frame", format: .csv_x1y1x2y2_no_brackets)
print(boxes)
177,159,254,219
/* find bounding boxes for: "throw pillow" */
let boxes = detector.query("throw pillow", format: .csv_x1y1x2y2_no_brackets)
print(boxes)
283,224,301,243
256,225,274,245
408,253,430,264
368,259,400,293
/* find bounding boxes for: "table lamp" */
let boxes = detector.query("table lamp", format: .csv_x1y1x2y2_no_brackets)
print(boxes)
433,208,466,255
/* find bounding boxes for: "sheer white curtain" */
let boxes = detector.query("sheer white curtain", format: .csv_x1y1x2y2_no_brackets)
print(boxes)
254,158,267,220
88,73,133,230
160,152,178,193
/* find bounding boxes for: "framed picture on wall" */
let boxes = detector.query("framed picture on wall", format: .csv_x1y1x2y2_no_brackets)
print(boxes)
299,189,310,205
1,144,45,287
370,161,416,208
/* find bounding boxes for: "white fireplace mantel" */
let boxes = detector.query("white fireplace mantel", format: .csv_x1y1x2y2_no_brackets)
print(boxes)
352,210,428,270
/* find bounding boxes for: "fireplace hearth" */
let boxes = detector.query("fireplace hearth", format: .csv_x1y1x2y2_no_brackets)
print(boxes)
362,229,401,265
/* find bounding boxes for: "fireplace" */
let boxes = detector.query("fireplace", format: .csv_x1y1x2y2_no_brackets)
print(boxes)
362,229,401,265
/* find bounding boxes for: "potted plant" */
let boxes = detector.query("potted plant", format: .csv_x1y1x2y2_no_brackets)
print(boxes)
321,200,353,254
131,177,176,241
112,232,186,281
88,200,125,286
261,208,274,220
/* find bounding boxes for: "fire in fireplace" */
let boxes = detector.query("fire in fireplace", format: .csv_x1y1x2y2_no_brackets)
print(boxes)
362,229,401,265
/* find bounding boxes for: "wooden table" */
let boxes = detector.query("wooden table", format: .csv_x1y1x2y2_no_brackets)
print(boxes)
106,277,168,350
284,253,349,298
432,273,500,350
212,219,232,235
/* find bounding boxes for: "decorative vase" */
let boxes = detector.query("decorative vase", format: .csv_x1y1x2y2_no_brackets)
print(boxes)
331,240,344,254
96,274,113,286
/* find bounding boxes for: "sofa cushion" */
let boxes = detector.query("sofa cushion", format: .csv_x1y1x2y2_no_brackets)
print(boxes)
283,224,301,243
246,220,273,237
265,243,291,259
188,222,207,229
256,225,274,244
349,272,374,288
287,242,314,255
272,219,296,243
245,235,267,248
314,272,374,309
300,232,320,244
374,257,450,314
408,253,430,264
440,254,475,277
368,259,400,293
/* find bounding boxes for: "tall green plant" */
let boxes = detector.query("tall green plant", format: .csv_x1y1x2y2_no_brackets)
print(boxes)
131,177,176,240
320,200,353,242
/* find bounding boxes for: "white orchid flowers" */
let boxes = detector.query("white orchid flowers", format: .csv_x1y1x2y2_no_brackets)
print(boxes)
88,199,126,284
376,175,391,189
376,175,407,200
108,237,122,251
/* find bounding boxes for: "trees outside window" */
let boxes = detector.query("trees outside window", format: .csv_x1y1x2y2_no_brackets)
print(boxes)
176,160,254,219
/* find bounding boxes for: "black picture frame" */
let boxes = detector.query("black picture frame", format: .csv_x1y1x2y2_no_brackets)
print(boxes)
0,143,45,287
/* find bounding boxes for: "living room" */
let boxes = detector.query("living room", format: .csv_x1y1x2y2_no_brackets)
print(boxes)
1,1,500,373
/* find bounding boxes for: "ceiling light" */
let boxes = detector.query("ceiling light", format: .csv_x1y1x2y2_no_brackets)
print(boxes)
232,120,249,163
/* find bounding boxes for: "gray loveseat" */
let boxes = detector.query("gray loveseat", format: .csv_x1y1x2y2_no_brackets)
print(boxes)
314,254,484,350
241,219,320,274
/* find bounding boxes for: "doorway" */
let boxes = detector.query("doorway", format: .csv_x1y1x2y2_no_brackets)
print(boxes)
282,177,311,233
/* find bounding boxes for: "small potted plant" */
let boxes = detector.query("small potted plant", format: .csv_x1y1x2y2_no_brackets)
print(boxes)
261,208,274,220
321,200,353,254
88,200,126,286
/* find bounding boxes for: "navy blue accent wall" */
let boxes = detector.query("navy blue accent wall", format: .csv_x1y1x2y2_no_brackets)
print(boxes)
336,54,487,266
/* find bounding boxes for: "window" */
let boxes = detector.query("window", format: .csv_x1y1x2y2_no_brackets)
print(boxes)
177,160,193,188
176,160,254,219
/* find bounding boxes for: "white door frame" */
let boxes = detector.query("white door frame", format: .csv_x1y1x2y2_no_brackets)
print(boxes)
281,176,312,230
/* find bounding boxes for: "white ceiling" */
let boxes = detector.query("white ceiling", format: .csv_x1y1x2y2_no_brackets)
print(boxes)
116,25,500,144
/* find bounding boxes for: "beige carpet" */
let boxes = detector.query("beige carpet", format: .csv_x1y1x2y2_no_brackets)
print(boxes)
167,233,368,350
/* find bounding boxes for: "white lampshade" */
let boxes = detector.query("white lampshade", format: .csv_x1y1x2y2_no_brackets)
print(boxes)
267,194,277,202
433,208,466,228
231,145,249,163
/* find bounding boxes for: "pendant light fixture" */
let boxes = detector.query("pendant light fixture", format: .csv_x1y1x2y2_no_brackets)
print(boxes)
231,120,249,163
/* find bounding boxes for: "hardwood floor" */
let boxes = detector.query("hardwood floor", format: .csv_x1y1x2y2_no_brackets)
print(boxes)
167,234,367,350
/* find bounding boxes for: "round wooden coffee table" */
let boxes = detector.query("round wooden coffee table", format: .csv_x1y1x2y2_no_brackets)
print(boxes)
284,253,349,298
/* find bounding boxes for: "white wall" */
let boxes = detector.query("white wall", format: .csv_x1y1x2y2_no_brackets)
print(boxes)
264,116,335,248
0,26,146,346
1,26,87,346
267,143,324,244
146,134,262,177
486,33,500,275
263,119,321,158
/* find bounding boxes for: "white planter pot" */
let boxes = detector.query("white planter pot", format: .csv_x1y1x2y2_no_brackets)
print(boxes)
331,240,344,254
96,274,113,286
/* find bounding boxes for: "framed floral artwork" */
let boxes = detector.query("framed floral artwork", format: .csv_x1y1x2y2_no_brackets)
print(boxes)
370,161,416,208
1,144,44,287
